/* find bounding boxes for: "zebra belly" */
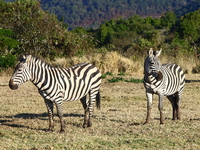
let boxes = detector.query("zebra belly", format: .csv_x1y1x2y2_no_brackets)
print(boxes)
63,77,90,101
146,83,179,96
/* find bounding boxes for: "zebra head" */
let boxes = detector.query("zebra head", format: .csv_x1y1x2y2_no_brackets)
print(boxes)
9,55,32,90
144,48,163,80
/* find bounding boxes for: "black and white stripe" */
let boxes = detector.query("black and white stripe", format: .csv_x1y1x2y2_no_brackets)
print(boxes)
9,55,102,132
143,48,185,124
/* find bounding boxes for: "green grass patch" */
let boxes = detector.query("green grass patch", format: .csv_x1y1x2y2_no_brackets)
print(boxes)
107,77,143,83
102,71,114,78
107,77,124,82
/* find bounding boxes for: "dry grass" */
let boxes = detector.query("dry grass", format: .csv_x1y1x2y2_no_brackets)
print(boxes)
52,51,142,76
1,73,200,149
51,51,200,77
160,54,200,74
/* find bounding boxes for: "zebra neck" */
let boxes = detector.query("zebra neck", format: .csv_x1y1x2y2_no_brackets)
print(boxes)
30,63,53,89
147,75,157,84
145,74,162,85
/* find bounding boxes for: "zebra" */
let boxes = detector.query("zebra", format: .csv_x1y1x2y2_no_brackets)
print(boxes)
9,54,102,133
143,48,185,124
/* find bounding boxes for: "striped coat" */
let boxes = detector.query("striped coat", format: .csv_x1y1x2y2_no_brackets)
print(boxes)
143,48,185,124
9,55,102,132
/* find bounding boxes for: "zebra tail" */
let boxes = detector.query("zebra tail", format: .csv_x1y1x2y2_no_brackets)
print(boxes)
96,90,101,110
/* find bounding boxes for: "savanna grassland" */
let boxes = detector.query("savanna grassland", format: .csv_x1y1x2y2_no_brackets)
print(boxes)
0,72,200,150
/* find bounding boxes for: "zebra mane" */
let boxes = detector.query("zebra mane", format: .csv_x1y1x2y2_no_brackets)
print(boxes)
18,54,53,68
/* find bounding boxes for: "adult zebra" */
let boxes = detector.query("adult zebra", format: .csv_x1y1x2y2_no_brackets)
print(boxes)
143,48,185,124
9,54,102,133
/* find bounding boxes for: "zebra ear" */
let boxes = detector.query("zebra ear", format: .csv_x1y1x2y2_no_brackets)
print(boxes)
25,55,32,63
156,48,162,57
149,48,154,57
18,55,26,62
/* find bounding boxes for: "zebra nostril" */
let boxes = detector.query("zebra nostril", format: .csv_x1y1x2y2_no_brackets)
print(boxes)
9,79,18,90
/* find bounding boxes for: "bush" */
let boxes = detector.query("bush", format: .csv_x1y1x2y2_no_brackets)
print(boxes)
0,54,16,70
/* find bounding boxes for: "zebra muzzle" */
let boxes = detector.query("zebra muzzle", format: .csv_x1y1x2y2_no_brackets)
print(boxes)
9,79,19,90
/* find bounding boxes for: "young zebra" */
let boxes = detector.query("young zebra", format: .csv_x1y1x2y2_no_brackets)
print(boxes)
143,48,185,124
9,54,102,133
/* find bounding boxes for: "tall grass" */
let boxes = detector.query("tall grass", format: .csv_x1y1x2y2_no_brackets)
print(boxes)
160,54,200,74
52,51,142,76
52,51,200,76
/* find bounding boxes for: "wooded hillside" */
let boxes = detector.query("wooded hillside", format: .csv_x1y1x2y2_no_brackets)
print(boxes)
5,0,200,29
40,0,199,29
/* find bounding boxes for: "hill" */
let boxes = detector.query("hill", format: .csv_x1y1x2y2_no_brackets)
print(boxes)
40,0,199,29
175,0,200,17
5,0,200,29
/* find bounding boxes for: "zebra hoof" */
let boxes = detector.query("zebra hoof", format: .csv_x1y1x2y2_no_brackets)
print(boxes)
82,123,92,128
46,128,54,132
143,121,149,125
59,129,65,133
87,121,92,127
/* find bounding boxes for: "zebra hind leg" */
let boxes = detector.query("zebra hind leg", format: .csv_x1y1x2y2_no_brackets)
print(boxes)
167,93,180,120
55,101,65,133
175,92,181,120
44,99,54,132
158,94,165,124
81,90,96,128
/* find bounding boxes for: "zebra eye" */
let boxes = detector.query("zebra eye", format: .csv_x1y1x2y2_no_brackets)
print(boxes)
18,68,23,72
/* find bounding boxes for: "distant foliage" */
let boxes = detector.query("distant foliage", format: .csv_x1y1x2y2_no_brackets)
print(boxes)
40,0,198,29
91,9,200,56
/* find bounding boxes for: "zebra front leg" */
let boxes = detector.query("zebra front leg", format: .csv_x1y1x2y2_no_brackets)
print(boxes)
144,92,153,124
80,95,89,128
158,94,164,124
55,101,65,133
44,99,54,131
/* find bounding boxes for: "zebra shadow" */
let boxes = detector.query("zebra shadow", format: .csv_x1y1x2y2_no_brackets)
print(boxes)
185,79,200,83
1,112,84,119
0,113,86,131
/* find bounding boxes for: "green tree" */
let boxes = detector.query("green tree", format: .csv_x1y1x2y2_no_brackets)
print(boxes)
160,11,177,28
0,28,18,70
0,28,19,54
178,9,200,41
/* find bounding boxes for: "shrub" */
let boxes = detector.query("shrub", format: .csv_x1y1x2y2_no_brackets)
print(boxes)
0,54,16,72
